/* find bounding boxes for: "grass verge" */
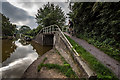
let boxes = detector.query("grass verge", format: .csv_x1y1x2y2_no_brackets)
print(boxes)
77,34,120,62
65,35,118,79
38,50,78,78
38,63,77,78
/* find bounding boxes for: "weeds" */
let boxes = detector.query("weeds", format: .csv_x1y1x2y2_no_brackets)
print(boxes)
38,63,77,78
77,33,120,62
38,57,47,72
65,35,118,79
55,49,68,64
43,57,47,63
37,50,78,78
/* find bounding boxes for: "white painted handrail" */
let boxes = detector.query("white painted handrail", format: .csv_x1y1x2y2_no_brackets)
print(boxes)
36,25,96,78
37,24,79,56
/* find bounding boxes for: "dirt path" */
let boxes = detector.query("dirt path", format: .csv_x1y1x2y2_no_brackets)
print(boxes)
22,49,67,78
64,32,120,79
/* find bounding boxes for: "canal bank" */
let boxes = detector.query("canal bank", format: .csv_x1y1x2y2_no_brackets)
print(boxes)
22,48,86,78
33,25,96,78
0,39,52,78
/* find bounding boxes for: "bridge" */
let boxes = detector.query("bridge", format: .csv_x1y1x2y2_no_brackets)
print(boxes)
34,25,96,78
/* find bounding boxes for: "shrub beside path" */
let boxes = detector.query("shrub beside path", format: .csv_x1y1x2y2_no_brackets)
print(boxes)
64,32,120,79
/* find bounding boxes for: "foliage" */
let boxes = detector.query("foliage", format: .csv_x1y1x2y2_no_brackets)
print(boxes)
68,2,120,49
62,25,69,32
19,25,31,35
38,63,77,78
1,13,16,36
38,50,78,78
77,33,120,62
25,25,42,37
65,35,118,79
35,2,66,27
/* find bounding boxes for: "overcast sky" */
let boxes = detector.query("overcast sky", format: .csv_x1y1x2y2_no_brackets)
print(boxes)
1,0,70,29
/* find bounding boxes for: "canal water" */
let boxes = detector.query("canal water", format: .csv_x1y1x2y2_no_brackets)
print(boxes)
0,39,52,78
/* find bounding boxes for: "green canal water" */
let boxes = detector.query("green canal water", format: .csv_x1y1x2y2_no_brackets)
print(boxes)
0,39,52,78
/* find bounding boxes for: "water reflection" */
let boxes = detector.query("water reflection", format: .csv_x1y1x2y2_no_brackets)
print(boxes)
2,39,38,67
30,41,53,56
19,39,30,46
0,39,52,78
2,39,17,62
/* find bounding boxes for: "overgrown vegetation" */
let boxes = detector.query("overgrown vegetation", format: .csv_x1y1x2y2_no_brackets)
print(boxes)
19,25,31,35
65,35,118,79
25,25,42,37
38,63,77,78
38,51,78,78
18,25,42,38
18,3,66,38
68,2,120,61
77,34,120,62
56,49,70,65
35,2,66,27
1,13,17,37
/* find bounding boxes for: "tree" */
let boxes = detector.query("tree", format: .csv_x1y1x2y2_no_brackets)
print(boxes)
35,3,66,27
1,13,16,36
68,2,120,43
19,25,31,34
26,25,42,37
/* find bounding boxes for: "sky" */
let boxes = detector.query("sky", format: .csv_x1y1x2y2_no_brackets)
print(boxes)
1,0,119,29
1,0,70,29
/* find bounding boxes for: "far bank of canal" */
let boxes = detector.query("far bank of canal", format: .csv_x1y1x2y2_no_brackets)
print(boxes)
0,39,52,78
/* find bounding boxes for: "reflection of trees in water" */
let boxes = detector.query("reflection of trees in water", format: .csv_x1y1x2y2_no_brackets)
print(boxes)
2,39,52,62
19,39,30,46
2,39,17,62
30,41,53,56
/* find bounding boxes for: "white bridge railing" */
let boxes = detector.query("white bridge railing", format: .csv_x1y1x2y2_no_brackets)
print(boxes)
37,24,78,56
36,25,96,78
38,25,60,34
37,25,78,55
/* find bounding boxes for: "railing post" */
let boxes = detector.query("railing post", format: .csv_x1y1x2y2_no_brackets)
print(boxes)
52,27,54,33
46,27,47,33
45,28,46,34
48,27,49,33
49,26,50,33
51,26,52,33
47,27,48,33
37,24,61,35
54,25,55,32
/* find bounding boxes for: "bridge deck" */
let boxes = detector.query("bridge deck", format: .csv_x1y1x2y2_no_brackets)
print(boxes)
35,25,97,78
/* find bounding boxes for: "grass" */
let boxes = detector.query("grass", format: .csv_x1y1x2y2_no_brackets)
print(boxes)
38,57,47,72
55,49,68,64
38,50,78,78
65,35,118,79
38,63,77,78
22,34,33,39
43,57,47,63
77,34,120,62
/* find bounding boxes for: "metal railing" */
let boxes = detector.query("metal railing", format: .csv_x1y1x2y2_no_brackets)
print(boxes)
36,24,96,77
38,25,60,34
37,25,79,56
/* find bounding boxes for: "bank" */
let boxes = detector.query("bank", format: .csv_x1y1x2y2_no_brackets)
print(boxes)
22,48,86,78
65,34,119,79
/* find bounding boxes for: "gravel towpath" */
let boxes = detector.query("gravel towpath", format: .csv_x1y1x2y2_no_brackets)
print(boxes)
64,32,120,79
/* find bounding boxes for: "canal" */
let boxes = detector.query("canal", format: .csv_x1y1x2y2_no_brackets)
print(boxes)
0,39,52,78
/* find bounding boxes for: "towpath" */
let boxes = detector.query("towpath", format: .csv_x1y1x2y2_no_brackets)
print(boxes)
64,32,120,79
